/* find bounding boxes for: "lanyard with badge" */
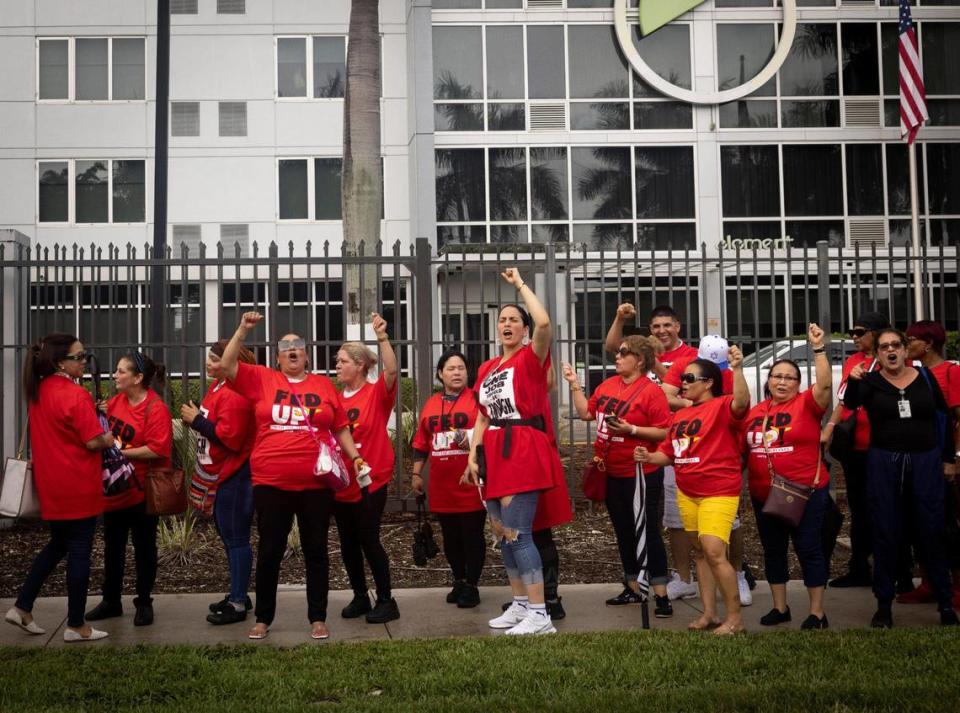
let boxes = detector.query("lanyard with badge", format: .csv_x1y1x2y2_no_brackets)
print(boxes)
897,388,912,419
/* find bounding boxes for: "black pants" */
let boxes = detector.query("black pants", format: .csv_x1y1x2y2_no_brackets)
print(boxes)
752,487,830,588
334,485,392,601
253,485,333,625
16,517,97,628
605,469,668,585
533,528,560,601
841,450,873,577
102,501,158,605
438,510,487,586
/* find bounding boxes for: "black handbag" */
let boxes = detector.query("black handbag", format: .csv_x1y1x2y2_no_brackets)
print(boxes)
827,412,857,463
412,494,439,566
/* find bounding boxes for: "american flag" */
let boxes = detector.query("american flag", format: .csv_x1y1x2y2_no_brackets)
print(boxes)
899,0,928,144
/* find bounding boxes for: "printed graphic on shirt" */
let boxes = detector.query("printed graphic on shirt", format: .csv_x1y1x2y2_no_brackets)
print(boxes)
745,412,795,454
269,389,324,431
196,405,212,465
480,367,519,420
106,415,136,449
670,418,702,463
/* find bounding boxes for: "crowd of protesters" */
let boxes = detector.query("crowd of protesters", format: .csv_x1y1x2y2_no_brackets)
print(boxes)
7,270,960,641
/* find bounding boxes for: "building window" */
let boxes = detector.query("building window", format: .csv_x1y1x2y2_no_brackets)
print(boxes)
217,0,245,14
220,224,250,257
276,36,345,99
38,159,146,224
278,158,344,221
218,102,247,136
170,0,198,14
37,37,145,102
171,102,200,137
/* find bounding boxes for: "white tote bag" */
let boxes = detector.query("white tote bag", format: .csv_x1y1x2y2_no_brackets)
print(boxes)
0,420,40,520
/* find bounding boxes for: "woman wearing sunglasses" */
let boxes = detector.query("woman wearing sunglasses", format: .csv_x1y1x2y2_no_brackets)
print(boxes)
635,346,750,635
743,323,832,630
333,313,401,625
824,311,888,589
220,314,364,640
7,335,115,642
86,350,171,629
562,336,672,615
844,328,958,628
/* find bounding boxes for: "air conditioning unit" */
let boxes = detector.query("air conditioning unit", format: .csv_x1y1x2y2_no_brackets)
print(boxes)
848,218,886,247
844,98,882,128
529,103,567,132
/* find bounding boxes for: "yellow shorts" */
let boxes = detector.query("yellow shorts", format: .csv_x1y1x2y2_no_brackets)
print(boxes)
675,489,739,544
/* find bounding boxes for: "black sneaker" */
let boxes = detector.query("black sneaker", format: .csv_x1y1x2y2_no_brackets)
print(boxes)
605,587,641,606
365,597,400,624
85,600,123,621
654,595,673,618
133,600,154,627
206,606,247,625
800,613,828,630
341,593,372,619
830,572,872,588
446,581,465,604
742,562,757,591
456,584,480,609
759,607,792,626
546,597,565,621
940,608,959,626
870,607,893,629
209,595,253,614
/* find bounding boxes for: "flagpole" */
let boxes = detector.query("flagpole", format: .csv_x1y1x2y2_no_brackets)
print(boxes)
908,141,924,319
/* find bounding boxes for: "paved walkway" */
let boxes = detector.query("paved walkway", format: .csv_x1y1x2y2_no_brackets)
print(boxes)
1,581,946,647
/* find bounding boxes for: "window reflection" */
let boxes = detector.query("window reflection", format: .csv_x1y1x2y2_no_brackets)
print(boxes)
783,145,842,217
435,149,486,222
717,24,776,96
433,27,483,100
571,147,632,221
779,24,838,97
721,146,780,218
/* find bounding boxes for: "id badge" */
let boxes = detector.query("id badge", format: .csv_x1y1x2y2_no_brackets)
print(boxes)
898,399,912,419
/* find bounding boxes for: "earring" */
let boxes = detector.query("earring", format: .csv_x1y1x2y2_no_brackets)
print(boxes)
522,333,530,346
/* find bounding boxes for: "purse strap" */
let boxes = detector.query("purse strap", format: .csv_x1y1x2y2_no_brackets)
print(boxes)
16,415,29,460
762,401,823,487
287,380,324,449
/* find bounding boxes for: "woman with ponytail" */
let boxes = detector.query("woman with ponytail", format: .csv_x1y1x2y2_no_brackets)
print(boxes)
86,351,172,627
6,335,115,642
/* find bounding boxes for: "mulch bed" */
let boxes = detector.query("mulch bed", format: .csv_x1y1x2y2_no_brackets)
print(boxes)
0,446,854,599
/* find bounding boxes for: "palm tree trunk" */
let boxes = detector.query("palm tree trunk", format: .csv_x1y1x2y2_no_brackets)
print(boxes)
343,0,382,329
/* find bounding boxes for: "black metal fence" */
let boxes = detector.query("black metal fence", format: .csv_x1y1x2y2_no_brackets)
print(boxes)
1,233,957,504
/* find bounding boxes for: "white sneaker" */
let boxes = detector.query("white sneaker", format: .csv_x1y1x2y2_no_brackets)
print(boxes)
505,610,556,636
63,627,109,643
738,572,753,606
666,572,698,601
488,602,528,629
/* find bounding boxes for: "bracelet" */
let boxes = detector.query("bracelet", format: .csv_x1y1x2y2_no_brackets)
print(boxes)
812,347,826,354
570,385,582,392
517,282,526,291
377,335,389,343
630,425,637,437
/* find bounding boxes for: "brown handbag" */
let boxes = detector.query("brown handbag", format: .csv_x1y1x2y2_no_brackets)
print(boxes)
759,411,821,528
141,397,186,516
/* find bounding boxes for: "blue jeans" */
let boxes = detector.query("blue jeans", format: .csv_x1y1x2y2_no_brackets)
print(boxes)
752,486,830,588
16,517,97,628
486,490,542,586
214,462,254,606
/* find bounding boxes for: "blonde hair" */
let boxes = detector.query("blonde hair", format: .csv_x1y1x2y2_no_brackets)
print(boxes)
339,341,378,376
621,335,655,373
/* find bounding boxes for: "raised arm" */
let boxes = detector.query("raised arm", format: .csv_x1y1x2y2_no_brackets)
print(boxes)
502,268,551,364
561,362,593,421
371,312,398,391
223,311,262,382
808,323,832,411
729,345,750,417
604,302,636,354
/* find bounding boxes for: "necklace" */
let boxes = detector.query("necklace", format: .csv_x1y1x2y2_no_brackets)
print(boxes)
440,389,464,430
53,371,75,383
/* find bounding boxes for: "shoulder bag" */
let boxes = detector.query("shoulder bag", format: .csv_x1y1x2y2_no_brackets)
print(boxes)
142,396,188,516
289,387,351,491
829,357,878,463
411,493,439,566
0,418,40,520
760,409,821,528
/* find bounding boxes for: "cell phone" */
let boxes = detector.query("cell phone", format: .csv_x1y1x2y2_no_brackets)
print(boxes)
604,414,620,426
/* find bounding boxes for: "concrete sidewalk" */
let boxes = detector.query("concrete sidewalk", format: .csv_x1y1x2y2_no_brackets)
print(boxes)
1,581,946,647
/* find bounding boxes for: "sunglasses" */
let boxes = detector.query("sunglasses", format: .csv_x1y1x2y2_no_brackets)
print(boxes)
278,338,306,351
679,373,711,384
63,351,89,362
616,347,637,358
877,341,903,351
847,328,867,338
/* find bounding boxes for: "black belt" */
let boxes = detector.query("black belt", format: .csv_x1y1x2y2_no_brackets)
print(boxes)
489,415,546,458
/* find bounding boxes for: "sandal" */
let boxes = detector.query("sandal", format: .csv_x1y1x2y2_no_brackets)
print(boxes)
310,622,330,640
688,616,721,631
712,621,745,636
248,624,270,640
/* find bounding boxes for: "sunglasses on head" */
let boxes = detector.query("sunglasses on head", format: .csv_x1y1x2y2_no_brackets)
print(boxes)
847,328,867,338
278,338,306,351
679,373,711,384
63,351,89,362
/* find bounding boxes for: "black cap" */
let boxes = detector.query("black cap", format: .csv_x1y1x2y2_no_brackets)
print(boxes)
853,311,890,331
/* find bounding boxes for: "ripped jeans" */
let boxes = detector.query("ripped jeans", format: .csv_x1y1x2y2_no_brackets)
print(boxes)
486,490,543,586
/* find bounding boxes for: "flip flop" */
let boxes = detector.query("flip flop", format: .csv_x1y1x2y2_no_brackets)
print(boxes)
713,622,746,636
310,624,330,640
688,618,721,631
248,625,270,640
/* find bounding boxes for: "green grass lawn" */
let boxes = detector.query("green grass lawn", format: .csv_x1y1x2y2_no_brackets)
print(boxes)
2,629,958,712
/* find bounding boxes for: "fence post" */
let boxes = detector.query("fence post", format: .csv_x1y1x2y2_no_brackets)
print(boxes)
0,230,30,466
544,243,559,428
414,237,434,409
268,242,279,337
816,239,833,414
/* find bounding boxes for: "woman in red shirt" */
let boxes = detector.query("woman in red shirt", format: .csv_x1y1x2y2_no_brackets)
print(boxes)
411,348,485,608
333,312,400,624
562,335,671,614
635,347,750,634
221,312,364,641
743,323,832,630
467,268,564,636
86,351,172,629
7,334,114,643
181,339,256,626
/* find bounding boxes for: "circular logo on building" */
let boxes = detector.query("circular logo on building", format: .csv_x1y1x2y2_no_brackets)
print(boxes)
614,0,798,105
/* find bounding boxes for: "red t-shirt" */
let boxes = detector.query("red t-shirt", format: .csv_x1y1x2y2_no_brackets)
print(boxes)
475,345,561,499
335,373,399,503
663,354,735,393
105,390,173,511
588,374,671,476
658,395,746,497
197,379,254,482
929,361,960,410
29,375,106,520
231,362,347,491
659,342,698,370
743,389,829,502
837,352,880,452
412,390,484,513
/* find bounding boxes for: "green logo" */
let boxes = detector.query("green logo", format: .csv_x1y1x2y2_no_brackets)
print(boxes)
638,0,706,36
